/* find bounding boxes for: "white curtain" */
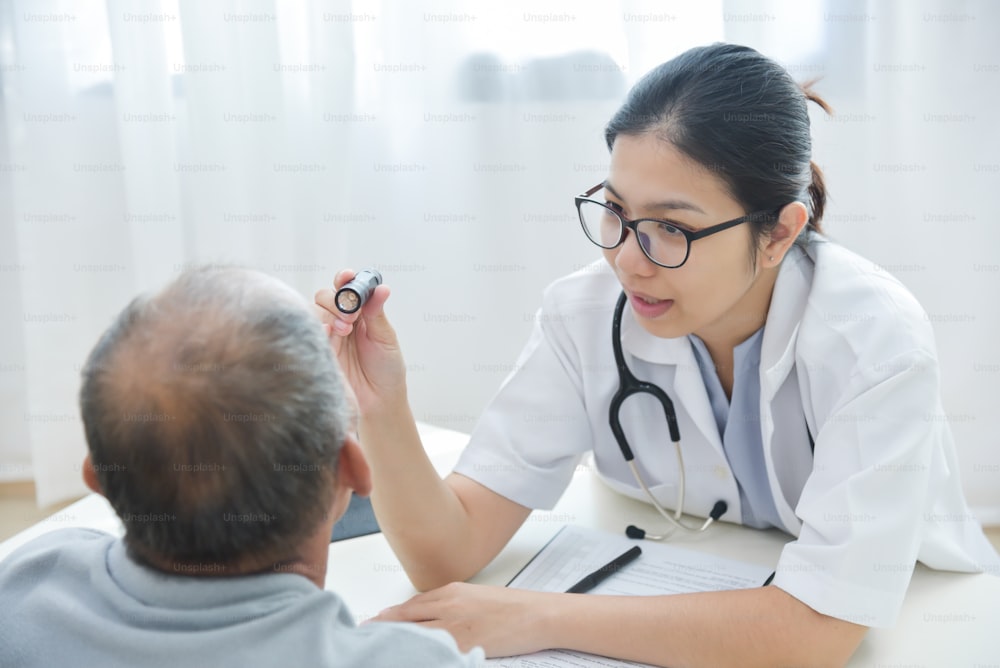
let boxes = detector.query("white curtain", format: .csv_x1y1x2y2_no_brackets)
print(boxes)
2,0,998,524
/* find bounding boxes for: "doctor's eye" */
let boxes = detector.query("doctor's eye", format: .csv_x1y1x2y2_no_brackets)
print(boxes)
653,221,685,237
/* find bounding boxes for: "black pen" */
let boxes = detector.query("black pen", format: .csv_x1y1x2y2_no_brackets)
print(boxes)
566,545,642,594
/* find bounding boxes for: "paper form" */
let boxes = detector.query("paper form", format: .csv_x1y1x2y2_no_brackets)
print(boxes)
487,525,773,667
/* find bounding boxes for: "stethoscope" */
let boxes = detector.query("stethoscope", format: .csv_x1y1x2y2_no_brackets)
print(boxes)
610,291,729,540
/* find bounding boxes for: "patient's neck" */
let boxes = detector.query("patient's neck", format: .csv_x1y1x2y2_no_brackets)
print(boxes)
129,518,333,588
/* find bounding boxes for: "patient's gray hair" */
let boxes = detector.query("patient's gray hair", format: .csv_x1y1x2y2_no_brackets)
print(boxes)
79,265,350,567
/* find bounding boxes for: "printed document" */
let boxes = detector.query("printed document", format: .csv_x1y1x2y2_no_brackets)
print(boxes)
487,525,772,667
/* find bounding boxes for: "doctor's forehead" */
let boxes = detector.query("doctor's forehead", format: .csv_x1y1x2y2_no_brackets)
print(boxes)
606,134,735,215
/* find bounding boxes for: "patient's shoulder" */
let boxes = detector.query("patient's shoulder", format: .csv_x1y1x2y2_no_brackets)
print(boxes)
0,527,112,574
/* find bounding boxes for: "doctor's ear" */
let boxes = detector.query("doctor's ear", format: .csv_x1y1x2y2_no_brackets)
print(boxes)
760,202,809,269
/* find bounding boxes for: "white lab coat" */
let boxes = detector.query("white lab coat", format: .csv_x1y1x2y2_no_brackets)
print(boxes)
453,238,999,627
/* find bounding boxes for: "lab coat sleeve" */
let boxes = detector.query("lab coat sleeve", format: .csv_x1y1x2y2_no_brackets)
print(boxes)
451,288,595,510
773,348,940,628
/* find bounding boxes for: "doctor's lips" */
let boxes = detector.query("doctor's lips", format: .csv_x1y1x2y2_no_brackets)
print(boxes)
626,289,674,318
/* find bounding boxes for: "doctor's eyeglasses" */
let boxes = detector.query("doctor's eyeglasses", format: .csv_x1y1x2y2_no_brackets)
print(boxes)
575,183,781,268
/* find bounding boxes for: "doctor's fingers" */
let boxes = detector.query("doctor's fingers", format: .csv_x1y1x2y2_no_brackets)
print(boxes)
315,288,353,337
374,584,552,656
376,582,539,626
413,620,490,655
373,582,469,623
314,270,361,331
315,272,394,337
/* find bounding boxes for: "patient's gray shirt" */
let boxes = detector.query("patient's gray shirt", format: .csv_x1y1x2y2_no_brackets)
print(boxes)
0,528,483,668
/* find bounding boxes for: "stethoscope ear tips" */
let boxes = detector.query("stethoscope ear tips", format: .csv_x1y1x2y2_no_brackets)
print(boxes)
625,525,646,539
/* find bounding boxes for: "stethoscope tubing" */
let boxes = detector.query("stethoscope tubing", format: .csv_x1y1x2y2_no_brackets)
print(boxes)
611,291,723,537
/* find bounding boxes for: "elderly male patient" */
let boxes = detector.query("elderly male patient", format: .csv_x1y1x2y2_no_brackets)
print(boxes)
0,266,482,667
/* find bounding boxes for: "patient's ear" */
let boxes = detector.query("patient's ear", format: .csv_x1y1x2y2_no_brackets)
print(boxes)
336,435,372,498
81,455,104,495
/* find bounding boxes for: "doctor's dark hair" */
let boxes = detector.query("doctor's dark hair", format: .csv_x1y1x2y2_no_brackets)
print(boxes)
79,266,351,570
605,43,831,252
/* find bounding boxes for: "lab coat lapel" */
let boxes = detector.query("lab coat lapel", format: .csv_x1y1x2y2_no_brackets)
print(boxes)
620,307,726,461
760,245,812,399
759,244,814,534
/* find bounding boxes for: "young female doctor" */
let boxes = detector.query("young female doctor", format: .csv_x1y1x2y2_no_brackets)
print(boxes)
315,44,998,667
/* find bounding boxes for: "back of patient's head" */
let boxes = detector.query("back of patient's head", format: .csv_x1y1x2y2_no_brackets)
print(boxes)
79,266,349,568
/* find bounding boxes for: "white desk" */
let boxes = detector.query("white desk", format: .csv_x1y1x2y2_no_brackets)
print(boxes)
2,423,998,666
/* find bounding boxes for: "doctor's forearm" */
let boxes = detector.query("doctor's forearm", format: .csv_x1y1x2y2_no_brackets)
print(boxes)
538,586,866,668
357,401,492,589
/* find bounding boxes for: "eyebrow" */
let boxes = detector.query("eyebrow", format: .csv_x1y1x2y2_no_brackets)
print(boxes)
603,181,706,215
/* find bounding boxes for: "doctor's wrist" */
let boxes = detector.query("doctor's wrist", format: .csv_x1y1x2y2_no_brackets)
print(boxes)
357,398,419,448
358,390,411,423
522,591,574,653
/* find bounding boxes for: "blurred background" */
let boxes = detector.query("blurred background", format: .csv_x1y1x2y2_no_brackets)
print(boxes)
1,0,997,528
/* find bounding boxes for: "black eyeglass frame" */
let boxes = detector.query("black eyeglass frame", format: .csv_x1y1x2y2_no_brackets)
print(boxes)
575,182,784,268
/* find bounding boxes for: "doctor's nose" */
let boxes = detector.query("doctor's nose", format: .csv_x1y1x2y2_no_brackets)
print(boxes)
614,229,658,277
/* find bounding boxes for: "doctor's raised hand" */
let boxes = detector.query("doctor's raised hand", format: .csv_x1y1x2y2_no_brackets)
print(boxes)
314,269,405,413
